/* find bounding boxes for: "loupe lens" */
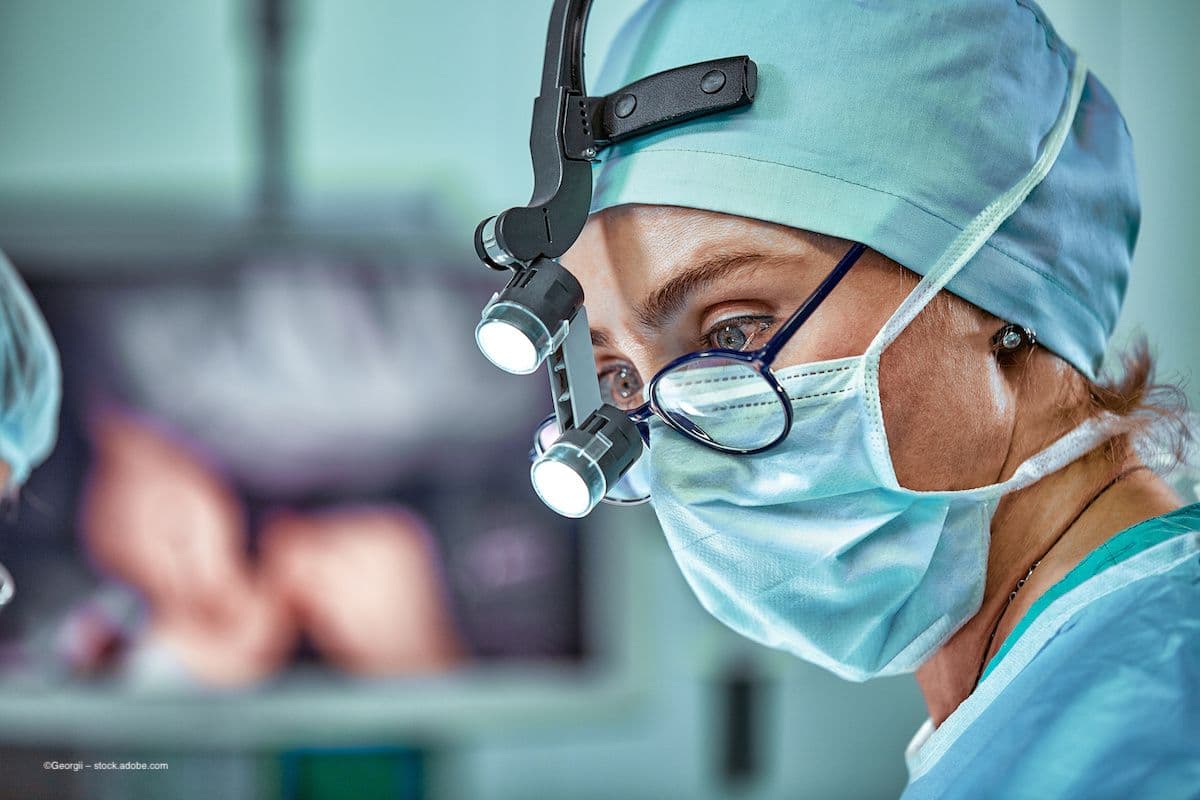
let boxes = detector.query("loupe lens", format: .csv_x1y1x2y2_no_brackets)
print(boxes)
533,414,560,455
603,453,651,505
476,302,551,375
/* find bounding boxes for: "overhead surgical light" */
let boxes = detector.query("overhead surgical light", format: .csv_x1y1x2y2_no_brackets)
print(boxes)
472,0,757,516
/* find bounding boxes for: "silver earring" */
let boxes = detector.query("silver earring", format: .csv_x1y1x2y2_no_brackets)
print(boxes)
991,324,1036,354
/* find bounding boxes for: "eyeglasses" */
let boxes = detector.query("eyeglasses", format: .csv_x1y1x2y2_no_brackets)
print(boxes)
531,241,866,502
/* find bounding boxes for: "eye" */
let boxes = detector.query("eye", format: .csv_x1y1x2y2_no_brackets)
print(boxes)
702,315,774,352
598,363,644,411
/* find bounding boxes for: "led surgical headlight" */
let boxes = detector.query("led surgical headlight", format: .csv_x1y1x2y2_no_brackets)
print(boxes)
475,258,583,375
532,405,643,518
470,0,756,516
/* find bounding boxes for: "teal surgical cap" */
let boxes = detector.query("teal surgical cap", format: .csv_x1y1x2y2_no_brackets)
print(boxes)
589,0,1139,380
0,249,60,490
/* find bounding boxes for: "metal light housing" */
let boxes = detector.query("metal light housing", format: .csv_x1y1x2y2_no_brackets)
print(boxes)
531,405,642,517
475,258,583,375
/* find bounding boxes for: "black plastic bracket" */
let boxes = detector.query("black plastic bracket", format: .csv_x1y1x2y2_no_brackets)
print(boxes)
475,0,758,269
596,55,757,147
561,56,757,159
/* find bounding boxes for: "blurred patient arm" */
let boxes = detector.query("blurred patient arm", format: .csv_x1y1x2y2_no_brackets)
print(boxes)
261,507,465,675
80,410,295,687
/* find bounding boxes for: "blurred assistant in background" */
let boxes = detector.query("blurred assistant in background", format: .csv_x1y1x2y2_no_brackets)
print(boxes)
470,0,1200,798
0,249,61,611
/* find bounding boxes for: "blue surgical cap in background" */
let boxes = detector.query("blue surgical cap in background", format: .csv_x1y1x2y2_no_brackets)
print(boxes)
0,249,61,490
590,0,1139,381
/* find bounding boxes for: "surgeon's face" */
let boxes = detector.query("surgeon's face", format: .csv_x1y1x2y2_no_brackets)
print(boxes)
562,205,1016,492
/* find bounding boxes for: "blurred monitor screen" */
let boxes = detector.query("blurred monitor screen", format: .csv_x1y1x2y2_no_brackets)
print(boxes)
0,250,588,696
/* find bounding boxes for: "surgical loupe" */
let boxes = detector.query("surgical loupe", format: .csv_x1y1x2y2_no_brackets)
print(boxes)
473,0,757,516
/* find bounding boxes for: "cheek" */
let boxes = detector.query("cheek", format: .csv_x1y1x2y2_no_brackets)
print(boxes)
877,311,1014,491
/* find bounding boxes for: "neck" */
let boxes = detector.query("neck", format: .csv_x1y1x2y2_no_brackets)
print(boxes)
915,444,1181,726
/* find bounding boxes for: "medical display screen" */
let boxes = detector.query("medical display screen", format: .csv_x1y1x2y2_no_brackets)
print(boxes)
0,258,586,692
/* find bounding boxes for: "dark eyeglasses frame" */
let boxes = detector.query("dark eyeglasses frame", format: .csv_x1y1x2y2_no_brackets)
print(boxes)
622,241,868,455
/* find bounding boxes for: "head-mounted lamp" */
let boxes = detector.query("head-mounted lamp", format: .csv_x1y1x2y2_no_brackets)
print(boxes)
474,0,757,516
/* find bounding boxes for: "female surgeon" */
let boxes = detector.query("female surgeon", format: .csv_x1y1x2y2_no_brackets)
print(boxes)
0,248,61,606
560,1,1199,796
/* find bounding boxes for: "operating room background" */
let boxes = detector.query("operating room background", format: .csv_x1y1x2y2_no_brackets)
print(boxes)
0,1,1196,799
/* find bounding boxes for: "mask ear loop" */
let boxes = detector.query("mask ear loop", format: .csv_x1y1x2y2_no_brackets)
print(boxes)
858,54,1086,478
864,55,1087,362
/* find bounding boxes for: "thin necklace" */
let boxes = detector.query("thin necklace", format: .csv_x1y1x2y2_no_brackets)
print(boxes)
973,465,1150,689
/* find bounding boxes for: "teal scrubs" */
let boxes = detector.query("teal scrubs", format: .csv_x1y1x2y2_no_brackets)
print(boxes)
902,503,1200,798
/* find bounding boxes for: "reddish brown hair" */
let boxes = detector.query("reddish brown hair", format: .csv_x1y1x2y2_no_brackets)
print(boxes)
1082,337,1193,467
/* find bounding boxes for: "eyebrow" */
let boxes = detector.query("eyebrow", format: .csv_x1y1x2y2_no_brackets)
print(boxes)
590,327,612,348
632,251,795,332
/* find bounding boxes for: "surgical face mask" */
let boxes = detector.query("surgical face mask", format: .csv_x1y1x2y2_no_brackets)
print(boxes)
644,58,1097,681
